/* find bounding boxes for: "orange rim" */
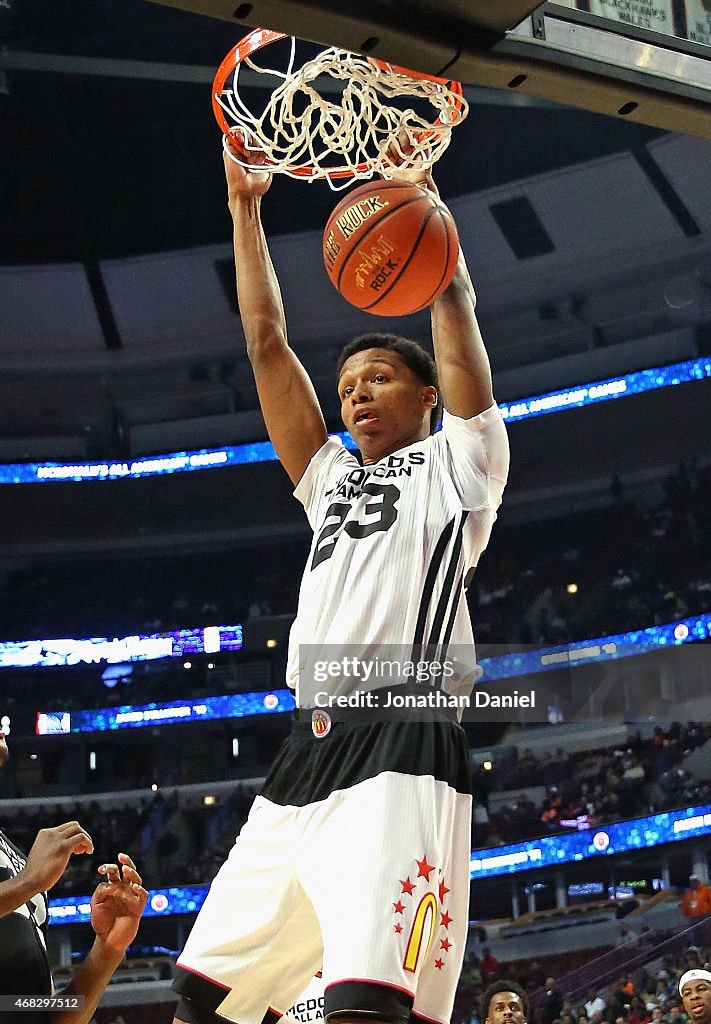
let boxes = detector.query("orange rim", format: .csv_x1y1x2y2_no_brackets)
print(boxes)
212,27,465,180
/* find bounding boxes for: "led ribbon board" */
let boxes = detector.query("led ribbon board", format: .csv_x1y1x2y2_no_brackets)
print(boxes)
476,613,711,683
0,357,708,483
36,689,295,735
13,612,710,675
49,884,210,925
470,802,711,879
0,624,242,669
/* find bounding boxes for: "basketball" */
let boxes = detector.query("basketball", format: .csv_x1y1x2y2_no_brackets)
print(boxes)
322,179,459,317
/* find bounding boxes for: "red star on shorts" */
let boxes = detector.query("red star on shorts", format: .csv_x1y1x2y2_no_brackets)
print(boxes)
438,880,450,902
435,958,444,971
394,923,403,934
440,938,452,952
440,909,453,929
400,877,416,896
416,856,435,881
393,900,405,915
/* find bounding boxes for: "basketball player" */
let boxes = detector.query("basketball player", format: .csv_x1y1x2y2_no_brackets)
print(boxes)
172,143,509,1024
679,970,711,1024
482,982,529,1024
0,728,148,1023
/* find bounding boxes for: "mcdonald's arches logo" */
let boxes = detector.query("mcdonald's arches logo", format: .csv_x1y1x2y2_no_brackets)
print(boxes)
403,892,438,973
311,711,332,738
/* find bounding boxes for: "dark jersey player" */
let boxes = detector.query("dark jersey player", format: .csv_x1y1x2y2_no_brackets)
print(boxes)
172,143,509,1024
0,728,148,1024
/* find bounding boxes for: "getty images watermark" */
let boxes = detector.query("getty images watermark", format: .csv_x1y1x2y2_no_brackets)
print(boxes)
310,655,534,710
297,645,540,725
296,639,707,728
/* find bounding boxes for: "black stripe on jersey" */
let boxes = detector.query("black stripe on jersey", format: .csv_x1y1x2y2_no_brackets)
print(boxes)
411,515,456,662
424,511,469,658
439,569,465,664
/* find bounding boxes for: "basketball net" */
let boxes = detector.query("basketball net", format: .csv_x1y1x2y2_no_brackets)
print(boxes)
213,32,468,190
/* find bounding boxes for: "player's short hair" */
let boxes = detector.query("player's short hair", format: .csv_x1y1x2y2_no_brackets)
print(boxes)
336,332,442,434
482,981,529,1021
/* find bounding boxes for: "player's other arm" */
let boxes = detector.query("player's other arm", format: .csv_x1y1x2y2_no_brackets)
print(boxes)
384,151,494,420
430,242,494,420
225,149,328,486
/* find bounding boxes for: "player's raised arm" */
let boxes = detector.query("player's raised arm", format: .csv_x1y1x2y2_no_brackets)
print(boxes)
224,147,328,486
429,242,495,420
382,143,494,420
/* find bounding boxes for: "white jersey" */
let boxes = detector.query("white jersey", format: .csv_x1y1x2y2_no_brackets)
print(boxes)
288,403,509,704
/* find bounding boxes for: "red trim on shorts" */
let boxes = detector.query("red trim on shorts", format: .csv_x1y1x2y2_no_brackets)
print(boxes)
325,978,415,1000
411,1010,447,1024
176,962,231,991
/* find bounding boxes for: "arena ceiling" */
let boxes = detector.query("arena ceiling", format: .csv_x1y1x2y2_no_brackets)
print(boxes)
0,0,669,264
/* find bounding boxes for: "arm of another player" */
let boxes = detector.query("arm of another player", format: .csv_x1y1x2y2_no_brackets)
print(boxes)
224,146,328,486
51,853,148,1024
0,822,94,919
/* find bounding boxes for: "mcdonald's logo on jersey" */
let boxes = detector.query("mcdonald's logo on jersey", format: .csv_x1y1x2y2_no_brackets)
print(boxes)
311,710,332,738
403,892,438,973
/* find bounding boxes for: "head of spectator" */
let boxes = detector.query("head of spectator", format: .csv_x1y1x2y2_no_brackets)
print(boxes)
483,982,528,1024
680,969,711,1024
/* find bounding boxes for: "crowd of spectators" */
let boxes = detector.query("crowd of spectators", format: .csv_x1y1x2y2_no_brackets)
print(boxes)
458,942,711,1024
468,461,710,648
0,542,305,642
1,784,258,898
0,462,708,648
472,722,711,847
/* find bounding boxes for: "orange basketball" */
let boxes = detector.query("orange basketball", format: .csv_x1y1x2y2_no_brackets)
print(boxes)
322,179,459,317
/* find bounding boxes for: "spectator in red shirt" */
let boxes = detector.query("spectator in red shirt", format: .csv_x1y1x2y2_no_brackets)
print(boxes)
481,948,500,981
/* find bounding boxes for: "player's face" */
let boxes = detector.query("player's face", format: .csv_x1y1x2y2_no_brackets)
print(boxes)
682,981,711,1024
338,348,436,464
486,992,527,1024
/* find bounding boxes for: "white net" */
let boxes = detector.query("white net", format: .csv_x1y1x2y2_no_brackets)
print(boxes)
215,38,468,190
